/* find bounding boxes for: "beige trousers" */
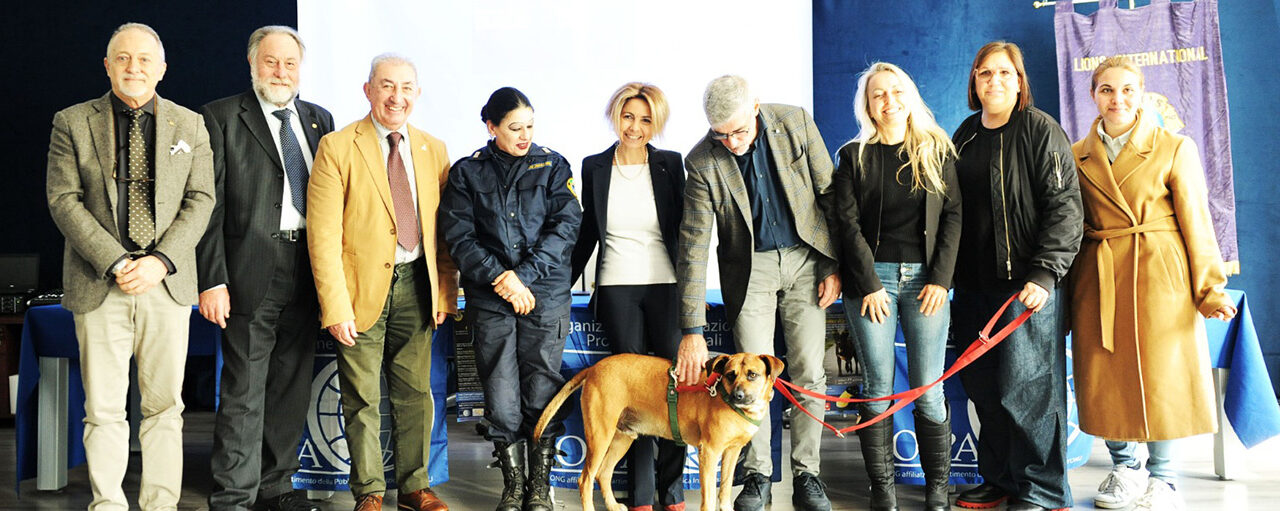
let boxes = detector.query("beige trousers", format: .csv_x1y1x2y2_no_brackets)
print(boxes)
73,285,189,511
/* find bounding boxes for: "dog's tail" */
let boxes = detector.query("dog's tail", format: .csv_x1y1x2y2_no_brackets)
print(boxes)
532,367,591,439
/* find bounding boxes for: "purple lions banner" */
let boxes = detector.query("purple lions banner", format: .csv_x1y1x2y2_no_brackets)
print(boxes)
1054,0,1238,269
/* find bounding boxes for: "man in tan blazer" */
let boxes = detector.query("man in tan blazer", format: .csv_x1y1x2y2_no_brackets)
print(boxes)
46,23,214,511
306,54,457,511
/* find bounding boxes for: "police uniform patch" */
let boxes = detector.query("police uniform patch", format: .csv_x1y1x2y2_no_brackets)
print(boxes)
527,161,552,170
567,177,577,199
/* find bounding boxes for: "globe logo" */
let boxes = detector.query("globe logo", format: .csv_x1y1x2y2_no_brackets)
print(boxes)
304,357,397,477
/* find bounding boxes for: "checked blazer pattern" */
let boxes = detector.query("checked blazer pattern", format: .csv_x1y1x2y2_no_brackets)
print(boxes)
677,103,839,329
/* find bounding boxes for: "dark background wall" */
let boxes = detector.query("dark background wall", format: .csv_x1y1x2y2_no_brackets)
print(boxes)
4,1,1275,392
814,0,1280,393
1,1,297,291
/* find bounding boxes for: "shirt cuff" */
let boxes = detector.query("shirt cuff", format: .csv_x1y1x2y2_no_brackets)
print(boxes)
104,254,130,279
202,283,228,293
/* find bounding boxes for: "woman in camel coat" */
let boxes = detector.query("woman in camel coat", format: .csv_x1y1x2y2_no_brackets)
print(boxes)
1070,56,1236,511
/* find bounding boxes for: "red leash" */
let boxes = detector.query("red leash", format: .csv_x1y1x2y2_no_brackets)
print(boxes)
676,293,1033,438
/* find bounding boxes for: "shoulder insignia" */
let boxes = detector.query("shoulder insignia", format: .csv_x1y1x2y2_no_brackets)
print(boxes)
472,150,481,158
567,177,578,199
542,147,551,154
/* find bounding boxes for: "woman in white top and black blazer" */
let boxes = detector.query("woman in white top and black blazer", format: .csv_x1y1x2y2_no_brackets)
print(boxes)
569,82,687,511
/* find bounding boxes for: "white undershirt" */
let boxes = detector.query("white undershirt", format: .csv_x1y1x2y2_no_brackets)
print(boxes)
598,163,676,286
256,95,315,230
372,119,423,264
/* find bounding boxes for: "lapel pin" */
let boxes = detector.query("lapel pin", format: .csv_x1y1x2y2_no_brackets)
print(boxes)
421,145,428,151
168,120,175,126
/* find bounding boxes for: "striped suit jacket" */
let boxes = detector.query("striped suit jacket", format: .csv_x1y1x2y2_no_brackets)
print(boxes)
677,103,838,329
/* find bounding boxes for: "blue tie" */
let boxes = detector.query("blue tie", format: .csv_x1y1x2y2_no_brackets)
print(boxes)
272,109,308,216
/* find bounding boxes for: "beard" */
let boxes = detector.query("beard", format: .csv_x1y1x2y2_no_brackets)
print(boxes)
253,74,298,106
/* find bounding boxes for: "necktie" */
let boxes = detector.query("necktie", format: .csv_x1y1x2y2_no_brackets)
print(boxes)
126,108,154,248
386,132,419,252
272,109,308,216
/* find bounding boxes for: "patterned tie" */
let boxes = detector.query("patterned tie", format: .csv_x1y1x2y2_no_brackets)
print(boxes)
126,108,154,248
272,109,308,216
386,132,419,251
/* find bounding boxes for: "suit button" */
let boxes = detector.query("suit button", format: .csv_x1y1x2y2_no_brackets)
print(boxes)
274,203,281,209
390,228,396,235
384,263,392,269
508,212,515,217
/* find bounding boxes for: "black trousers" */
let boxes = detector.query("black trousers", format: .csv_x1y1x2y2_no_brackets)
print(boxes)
209,237,318,510
595,284,685,508
471,301,571,443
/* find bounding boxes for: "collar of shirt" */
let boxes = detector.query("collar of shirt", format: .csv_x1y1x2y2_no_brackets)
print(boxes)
372,118,410,150
1096,121,1134,164
110,93,156,116
256,94,298,123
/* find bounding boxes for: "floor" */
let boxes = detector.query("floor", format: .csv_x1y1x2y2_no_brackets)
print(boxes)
4,412,1279,510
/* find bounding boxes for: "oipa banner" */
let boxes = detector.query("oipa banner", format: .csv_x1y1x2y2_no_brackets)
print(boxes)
1054,0,1238,269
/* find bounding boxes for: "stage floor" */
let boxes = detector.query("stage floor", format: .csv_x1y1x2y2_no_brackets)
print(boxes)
5,411,1279,510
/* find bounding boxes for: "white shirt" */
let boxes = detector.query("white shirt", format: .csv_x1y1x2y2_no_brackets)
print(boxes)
372,119,423,264
1097,121,1135,164
598,163,676,286
256,95,315,230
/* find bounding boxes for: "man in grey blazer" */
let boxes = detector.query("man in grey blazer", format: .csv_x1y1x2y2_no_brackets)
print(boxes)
45,22,214,511
196,26,333,511
672,75,840,511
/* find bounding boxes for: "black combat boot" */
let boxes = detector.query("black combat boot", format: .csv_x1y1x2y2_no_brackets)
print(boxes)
914,406,953,511
523,436,558,511
492,441,526,511
857,406,900,511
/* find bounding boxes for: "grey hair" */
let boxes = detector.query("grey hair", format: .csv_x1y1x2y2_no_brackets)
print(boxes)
367,53,418,83
106,22,165,61
248,25,304,62
703,75,754,126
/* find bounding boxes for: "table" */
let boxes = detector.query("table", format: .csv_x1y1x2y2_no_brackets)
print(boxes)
1204,289,1280,479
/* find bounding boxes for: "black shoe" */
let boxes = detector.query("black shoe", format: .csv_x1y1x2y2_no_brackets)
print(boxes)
260,491,321,511
492,441,526,511
792,473,831,511
733,472,771,511
857,405,899,511
955,483,1007,509
523,436,558,511
913,407,953,511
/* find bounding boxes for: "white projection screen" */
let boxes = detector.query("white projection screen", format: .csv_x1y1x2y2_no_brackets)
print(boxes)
299,0,814,290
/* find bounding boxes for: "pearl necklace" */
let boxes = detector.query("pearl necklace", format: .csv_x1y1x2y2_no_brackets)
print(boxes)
612,149,648,181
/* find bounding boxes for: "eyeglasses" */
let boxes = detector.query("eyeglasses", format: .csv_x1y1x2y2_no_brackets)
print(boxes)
709,126,751,141
975,67,1018,83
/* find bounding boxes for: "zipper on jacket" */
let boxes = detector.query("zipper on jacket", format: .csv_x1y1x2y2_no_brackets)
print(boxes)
998,133,1012,278
1053,151,1063,190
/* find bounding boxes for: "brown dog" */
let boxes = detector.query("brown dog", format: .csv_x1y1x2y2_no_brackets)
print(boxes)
532,352,784,511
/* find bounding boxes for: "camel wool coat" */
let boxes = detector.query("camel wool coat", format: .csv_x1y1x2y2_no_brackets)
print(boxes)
1069,110,1233,441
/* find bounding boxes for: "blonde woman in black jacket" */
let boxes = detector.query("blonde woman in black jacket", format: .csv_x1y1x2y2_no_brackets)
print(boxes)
832,62,961,511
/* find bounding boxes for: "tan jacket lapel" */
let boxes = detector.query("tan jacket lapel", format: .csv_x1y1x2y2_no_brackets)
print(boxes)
1112,110,1156,189
89,94,118,210
354,116,396,219
1079,118,1137,223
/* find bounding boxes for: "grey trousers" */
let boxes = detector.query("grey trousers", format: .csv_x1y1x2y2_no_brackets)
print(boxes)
733,246,828,477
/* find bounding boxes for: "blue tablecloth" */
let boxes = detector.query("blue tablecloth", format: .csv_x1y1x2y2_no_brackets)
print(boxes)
15,305,220,489
1206,290,1280,448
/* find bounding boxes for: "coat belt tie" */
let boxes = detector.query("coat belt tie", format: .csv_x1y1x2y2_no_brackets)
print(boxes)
1084,215,1179,352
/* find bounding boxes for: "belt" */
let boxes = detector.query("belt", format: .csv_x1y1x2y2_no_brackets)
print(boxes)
1084,215,1179,352
271,229,305,242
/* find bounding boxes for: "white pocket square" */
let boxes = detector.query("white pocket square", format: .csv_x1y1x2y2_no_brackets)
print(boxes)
169,140,191,155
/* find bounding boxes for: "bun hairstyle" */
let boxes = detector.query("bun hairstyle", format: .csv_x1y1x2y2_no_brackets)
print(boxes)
481,87,533,125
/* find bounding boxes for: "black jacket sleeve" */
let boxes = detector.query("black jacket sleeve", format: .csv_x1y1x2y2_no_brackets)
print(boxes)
831,143,882,298
929,155,963,289
1024,111,1084,291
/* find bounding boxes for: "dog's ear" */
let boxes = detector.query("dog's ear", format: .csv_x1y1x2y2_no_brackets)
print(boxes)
705,354,729,377
759,354,785,378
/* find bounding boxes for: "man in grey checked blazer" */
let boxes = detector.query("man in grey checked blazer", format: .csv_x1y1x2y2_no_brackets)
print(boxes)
46,23,213,511
672,75,840,511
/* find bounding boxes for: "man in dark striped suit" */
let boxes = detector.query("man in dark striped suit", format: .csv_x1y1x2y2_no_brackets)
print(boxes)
673,75,841,511
196,25,333,511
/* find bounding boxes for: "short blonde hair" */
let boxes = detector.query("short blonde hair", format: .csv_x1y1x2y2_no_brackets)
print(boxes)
606,82,670,138
1090,56,1144,91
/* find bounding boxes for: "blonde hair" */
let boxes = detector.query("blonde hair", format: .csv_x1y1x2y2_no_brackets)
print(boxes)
606,82,670,138
851,62,954,195
1091,56,1145,91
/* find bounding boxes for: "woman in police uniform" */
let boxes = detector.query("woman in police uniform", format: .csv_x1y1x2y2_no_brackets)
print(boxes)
440,87,582,511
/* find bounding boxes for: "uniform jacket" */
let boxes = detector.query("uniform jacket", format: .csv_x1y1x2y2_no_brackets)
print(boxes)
678,103,838,329
952,106,1083,291
832,141,962,298
46,92,215,313
1070,110,1232,441
570,143,684,294
196,90,334,311
306,115,459,331
440,142,581,312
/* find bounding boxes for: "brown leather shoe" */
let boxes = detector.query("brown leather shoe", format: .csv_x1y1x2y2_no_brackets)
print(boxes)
354,493,383,511
397,487,449,511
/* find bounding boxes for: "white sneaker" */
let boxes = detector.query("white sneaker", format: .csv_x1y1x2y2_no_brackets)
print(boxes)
1094,465,1144,509
1132,477,1185,511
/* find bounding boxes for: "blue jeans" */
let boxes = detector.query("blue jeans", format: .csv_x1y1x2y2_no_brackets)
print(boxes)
844,263,949,422
1108,439,1177,483
953,283,1073,509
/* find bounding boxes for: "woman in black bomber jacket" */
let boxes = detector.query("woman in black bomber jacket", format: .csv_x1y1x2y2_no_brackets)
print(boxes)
948,42,1084,511
832,62,961,511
